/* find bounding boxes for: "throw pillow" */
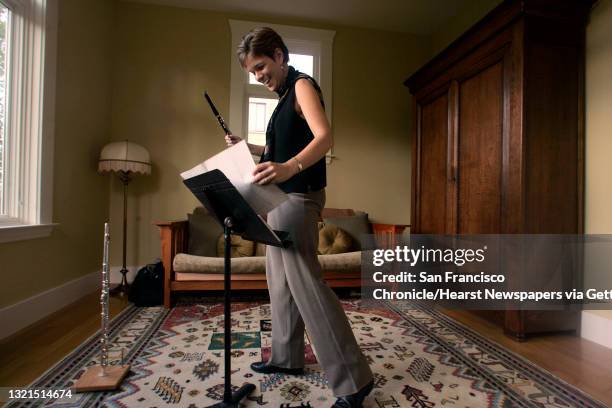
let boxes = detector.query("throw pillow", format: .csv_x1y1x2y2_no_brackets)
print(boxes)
323,211,372,251
255,242,267,256
318,223,353,255
188,210,223,257
217,234,256,258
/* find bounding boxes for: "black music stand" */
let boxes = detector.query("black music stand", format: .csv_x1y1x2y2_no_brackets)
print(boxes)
183,169,290,408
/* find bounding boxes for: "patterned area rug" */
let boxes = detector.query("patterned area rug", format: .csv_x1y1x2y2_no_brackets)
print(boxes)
6,299,604,408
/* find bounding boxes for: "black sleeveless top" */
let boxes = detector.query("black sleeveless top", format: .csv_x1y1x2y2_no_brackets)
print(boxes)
261,66,327,194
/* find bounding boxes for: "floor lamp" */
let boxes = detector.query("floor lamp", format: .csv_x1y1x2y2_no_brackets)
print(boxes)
98,141,151,297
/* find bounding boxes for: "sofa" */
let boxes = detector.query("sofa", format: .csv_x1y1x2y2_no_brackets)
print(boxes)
155,208,407,308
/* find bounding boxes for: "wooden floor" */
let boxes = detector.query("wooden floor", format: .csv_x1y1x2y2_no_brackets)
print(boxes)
1,293,611,405
0,291,130,388
442,309,612,406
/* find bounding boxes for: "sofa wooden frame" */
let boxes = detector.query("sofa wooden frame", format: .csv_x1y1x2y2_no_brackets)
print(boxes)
155,208,407,308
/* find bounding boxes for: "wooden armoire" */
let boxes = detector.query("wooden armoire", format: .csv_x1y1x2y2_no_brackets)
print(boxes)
405,0,594,339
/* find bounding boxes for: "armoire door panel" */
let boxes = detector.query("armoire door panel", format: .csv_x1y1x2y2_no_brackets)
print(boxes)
524,42,579,233
457,62,504,234
417,94,449,234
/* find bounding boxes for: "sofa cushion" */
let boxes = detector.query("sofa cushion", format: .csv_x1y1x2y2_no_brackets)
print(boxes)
318,251,361,273
187,209,223,257
323,211,372,251
216,234,255,257
174,253,266,274
173,251,362,275
318,223,353,254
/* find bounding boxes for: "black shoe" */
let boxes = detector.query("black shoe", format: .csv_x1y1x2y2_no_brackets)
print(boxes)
331,380,374,408
250,361,304,375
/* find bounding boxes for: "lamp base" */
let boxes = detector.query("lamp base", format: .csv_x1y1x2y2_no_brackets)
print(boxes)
110,268,130,298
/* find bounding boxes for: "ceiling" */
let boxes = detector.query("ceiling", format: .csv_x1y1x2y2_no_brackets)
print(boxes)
125,0,473,35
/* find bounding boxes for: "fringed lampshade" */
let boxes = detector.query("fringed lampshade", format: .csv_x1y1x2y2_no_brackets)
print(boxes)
98,141,151,175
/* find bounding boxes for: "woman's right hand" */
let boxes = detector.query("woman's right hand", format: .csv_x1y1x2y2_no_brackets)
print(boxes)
224,133,242,147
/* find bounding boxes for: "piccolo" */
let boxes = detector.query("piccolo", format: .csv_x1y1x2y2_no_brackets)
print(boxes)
203,91,231,135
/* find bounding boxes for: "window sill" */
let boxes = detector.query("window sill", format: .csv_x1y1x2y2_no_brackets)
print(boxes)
0,223,59,244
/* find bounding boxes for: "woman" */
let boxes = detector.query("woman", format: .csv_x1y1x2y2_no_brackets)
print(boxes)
225,27,373,408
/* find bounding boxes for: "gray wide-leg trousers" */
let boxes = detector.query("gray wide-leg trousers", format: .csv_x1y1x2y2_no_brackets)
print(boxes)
265,189,373,397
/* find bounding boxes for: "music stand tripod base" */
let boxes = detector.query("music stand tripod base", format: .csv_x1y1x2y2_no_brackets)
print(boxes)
208,383,256,408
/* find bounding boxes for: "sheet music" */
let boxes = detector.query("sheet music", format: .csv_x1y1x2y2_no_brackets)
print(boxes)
181,141,288,215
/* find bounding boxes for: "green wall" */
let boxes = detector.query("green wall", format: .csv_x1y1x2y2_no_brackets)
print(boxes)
430,0,502,55
0,0,114,308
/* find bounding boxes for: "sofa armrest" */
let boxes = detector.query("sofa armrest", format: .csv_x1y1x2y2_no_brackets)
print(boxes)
154,220,188,307
155,220,189,228
371,223,409,249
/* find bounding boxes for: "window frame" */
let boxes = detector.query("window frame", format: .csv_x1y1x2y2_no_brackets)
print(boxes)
229,20,335,151
0,0,58,243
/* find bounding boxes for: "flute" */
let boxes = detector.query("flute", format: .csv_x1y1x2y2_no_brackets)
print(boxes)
203,91,231,135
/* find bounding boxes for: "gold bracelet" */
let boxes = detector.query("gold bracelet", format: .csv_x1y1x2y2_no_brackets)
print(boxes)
293,156,303,173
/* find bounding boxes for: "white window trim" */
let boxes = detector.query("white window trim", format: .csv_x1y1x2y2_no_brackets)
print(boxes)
229,20,335,155
0,0,58,243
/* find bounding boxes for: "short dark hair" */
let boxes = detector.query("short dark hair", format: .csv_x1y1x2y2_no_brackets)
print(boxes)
236,27,289,67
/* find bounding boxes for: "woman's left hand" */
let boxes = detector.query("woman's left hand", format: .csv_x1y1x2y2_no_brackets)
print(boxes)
252,161,296,185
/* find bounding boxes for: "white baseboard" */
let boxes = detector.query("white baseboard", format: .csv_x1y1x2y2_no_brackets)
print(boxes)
581,310,612,349
0,272,100,340
0,265,138,341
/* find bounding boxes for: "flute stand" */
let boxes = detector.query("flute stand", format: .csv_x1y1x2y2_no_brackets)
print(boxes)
75,223,130,392
74,365,131,392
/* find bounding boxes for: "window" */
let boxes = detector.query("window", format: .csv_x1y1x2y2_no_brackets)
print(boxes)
248,101,267,133
229,20,335,152
0,0,57,243
0,4,9,214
